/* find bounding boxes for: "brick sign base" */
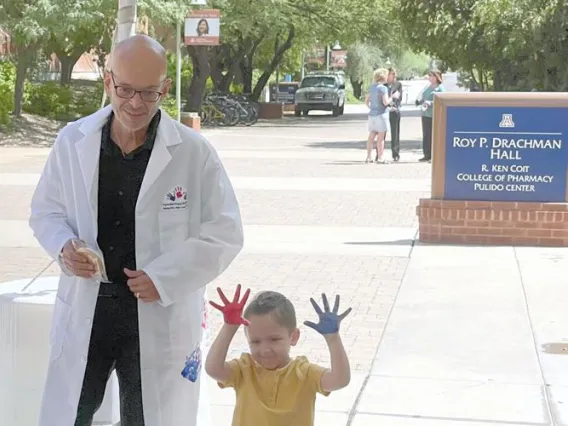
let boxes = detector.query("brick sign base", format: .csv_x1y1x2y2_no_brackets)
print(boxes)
417,199,568,247
180,112,201,131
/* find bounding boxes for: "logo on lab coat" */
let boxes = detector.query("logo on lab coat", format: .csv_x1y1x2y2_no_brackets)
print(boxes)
163,186,188,210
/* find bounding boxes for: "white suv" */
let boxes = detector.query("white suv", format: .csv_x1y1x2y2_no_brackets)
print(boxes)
294,72,346,117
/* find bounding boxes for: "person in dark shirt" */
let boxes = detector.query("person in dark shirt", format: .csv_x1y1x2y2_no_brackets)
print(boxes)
383,68,403,162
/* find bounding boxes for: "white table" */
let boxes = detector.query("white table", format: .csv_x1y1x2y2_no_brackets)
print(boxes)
0,276,213,426
0,277,119,425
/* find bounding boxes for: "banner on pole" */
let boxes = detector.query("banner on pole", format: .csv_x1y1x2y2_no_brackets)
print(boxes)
184,9,220,45
305,46,326,65
330,50,348,69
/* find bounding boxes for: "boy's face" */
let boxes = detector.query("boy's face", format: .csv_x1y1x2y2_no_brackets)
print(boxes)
245,313,299,370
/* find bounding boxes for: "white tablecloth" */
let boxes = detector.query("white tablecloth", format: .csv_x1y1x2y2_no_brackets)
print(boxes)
0,277,119,425
0,276,213,426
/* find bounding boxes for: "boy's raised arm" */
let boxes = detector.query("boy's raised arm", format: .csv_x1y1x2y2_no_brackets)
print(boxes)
304,293,352,392
321,333,350,391
204,285,251,383
205,323,240,383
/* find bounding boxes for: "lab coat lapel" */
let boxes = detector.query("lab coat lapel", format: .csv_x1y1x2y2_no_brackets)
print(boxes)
74,106,112,221
74,132,101,219
137,110,182,205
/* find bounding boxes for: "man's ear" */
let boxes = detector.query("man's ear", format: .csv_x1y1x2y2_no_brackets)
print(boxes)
290,328,300,346
103,71,113,97
162,78,172,97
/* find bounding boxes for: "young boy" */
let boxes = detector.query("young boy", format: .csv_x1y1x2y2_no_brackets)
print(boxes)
205,285,352,426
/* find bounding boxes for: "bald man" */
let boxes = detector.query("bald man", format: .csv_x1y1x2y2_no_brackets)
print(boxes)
29,35,244,426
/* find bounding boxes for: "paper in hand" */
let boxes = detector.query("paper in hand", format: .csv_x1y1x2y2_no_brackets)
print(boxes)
71,239,110,283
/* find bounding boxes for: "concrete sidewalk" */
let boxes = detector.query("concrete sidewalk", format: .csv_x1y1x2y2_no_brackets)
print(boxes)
353,244,568,426
202,244,568,426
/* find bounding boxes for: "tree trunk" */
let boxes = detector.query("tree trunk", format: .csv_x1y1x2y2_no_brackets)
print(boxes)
240,36,263,95
251,27,295,101
350,78,362,99
208,45,225,89
477,69,486,91
13,50,32,117
219,57,243,92
58,54,81,85
492,69,500,91
241,57,253,94
185,46,210,112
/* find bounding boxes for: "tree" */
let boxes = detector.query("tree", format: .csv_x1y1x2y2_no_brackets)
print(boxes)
345,42,384,99
46,0,117,85
398,0,568,91
473,0,568,90
0,0,50,115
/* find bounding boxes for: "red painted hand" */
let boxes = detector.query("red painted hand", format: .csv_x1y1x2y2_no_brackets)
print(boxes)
209,284,251,326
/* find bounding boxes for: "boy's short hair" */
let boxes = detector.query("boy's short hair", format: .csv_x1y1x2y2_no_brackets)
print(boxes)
243,291,297,330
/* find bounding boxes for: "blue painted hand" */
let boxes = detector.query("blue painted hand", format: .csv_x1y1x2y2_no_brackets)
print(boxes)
304,293,352,335
181,346,202,383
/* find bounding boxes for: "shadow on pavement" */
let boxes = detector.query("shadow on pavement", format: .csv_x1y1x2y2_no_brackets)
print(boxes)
324,155,424,165
255,113,367,128
400,109,423,118
344,239,416,246
305,139,422,150
254,108,421,128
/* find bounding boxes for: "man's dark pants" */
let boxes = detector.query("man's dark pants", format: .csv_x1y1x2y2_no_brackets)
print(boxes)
421,116,433,159
389,109,401,159
74,287,145,426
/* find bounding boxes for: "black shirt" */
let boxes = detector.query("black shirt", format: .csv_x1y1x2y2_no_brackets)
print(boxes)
387,80,403,108
97,110,161,289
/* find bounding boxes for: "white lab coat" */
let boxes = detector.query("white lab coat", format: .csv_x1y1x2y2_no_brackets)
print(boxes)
29,106,244,426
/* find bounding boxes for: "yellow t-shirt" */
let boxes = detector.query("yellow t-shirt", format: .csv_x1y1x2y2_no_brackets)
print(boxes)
218,353,330,426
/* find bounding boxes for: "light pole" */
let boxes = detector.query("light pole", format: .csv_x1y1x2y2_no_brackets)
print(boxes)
326,40,341,71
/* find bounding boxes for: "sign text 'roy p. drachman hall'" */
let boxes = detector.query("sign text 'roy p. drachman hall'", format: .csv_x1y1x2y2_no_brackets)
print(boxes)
442,105,568,203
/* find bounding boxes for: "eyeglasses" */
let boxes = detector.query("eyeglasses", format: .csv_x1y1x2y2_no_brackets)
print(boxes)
110,72,165,102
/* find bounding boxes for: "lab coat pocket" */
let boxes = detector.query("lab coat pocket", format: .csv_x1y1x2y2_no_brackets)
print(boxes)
158,210,189,253
49,297,71,361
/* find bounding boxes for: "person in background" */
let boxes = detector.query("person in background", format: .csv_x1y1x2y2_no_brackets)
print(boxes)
415,70,445,162
383,68,403,162
205,286,352,426
365,68,399,163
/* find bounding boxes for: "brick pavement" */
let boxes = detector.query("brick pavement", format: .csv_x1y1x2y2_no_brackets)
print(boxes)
0,108,430,425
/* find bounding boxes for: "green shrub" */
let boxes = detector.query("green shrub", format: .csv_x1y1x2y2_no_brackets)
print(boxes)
230,82,244,94
22,80,103,121
346,90,362,104
0,61,15,128
72,82,104,118
24,82,73,120
161,96,178,118
166,53,192,102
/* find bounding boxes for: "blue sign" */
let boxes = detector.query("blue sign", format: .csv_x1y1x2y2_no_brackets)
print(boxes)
444,106,568,202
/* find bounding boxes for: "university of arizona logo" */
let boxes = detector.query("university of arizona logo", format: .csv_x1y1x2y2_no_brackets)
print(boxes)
499,113,515,128
163,186,188,210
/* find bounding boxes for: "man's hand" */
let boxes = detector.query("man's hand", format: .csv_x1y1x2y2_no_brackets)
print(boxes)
392,91,400,99
209,284,251,326
60,239,95,278
125,268,160,302
304,293,352,335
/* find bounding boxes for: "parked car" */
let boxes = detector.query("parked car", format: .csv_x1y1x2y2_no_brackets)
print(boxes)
294,71,346,117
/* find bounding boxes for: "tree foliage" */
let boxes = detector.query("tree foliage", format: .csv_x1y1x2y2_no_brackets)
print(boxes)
397,0,568,91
